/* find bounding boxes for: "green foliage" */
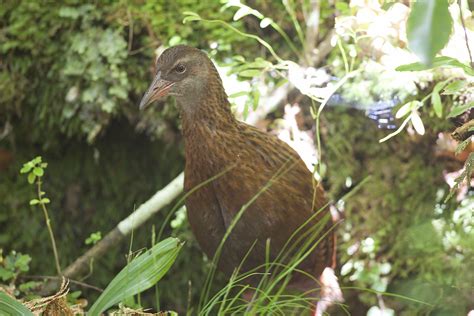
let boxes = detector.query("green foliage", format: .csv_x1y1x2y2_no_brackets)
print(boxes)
325,109,472,314
85,232,102,246
1,0,473,314
0,291,33,316
89,237,182,315
20,156,61,275
406,0,453,65
0,250,31,283
396,56,474,76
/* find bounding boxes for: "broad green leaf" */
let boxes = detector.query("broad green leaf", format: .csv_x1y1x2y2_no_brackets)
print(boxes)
447,101,474,118
88,237,182,315
247,58,272,69
406,0,452,65
20,164,32,174
396,56,474,76
431,91,442,118
27,173,36,184
228,91,248,98
252,89,260,110
29,199,40,206
431,80,449,118
243,103,249,120
0,292,33,316
233,55,246,63
442,80,467,95
239,69,261,78
40,198,50,204
33,167,44,177
411,111,425,135
168,35,182,46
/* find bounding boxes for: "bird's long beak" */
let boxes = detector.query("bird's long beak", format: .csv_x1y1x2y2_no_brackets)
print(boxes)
139,71,175,110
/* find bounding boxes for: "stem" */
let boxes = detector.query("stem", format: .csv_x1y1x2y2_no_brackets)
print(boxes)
458,0,473,67
37,180,62,276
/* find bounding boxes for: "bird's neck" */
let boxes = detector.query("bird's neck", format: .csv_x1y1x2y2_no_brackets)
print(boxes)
180,79,237,137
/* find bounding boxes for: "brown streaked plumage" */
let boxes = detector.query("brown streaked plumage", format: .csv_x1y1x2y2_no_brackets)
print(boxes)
140,45,336,293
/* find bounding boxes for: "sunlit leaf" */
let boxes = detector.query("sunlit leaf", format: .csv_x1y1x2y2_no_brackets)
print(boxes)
228,91,248,98
406,0,452,65
29,199,40,206
442,80,467,95
431,81,448,118
447,101,473,118
396,56,474,76
233,7,251,21
410,111,425,135
252,89,260,110
33,167,44,177
396,101,420,119
242,102,249,120
260,17,272,28
27,173,36,184
239,69,261,77
20,164,32,174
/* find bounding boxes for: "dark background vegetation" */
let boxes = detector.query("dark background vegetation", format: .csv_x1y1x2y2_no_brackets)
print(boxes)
1,1,473,315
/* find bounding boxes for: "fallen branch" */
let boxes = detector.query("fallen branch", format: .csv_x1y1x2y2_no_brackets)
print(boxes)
64,173,184,279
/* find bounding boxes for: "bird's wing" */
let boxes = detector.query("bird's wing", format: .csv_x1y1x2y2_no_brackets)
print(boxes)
210,124,334,273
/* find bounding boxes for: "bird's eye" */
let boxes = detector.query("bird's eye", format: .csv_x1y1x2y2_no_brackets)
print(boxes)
175,64,186,74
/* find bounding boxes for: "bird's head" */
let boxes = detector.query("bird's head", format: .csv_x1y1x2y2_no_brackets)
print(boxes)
139,45,217,110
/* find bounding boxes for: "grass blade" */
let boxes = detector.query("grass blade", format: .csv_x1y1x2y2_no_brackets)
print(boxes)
0,292,33,316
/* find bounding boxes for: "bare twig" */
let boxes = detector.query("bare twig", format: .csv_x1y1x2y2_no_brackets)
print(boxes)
304,0,321,65
37,180,62,276
21,275,103,293
458,0,473,67
452,119,474,141
127,8,134,53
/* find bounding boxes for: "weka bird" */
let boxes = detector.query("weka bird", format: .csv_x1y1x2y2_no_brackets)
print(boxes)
139,45,339,309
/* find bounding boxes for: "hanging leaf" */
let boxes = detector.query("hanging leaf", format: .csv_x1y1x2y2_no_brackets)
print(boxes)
406,0,453,65
410,112,425,135
431,80,449,118
252,89,260,110
27,173,36,184
396,101,421,119
233,7,252,21
242,102,249,120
